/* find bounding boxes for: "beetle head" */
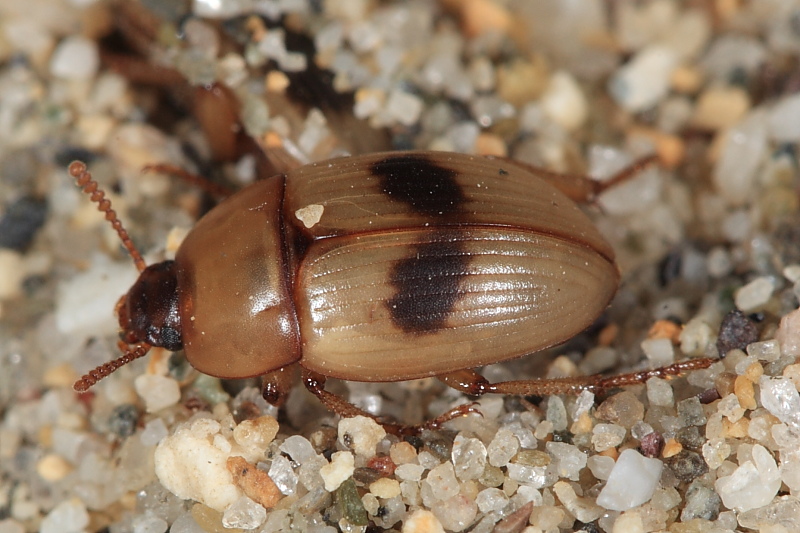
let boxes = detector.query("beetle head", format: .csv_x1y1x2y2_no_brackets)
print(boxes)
117,260,182,351
69,161,180,392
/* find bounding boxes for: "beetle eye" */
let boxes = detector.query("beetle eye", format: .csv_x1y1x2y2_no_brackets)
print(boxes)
160,326,182,351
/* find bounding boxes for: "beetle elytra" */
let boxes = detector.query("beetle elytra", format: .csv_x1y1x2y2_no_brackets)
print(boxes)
70,152,716,432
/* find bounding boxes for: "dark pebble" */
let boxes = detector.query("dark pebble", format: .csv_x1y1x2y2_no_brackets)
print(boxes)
0,196,47,251
680,481,721,521
676,426,705,451
574,521,600,533
677,397,707,427
640,431,665,458
665,450,708,483
108,404,140,438
716,309,759,357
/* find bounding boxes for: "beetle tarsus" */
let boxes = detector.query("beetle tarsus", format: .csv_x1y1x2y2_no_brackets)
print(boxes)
418,402,483,430
591,357,718,390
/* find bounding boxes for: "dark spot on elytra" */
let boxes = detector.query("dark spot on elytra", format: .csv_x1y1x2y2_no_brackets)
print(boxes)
371,155,466,216
387,236,470,334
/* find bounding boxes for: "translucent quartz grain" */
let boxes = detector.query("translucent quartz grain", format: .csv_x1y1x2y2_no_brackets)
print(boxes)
169,512,206,533
298,454,328,491
221,496,266,530
641,338,675,366
433,493,478,532
475,488,509,513
747,339,781,362
735,277,775,312
395,463,425,482
552,481,604,523
451,435,487,480
609,45,678,112
39,498,89,533
768,93,800,141
737,496,800,530
760,376,800,432
646,377,674,407
587,455,615,480
592,423,626,452
546,442,587,481
545,396,568,431
268,455,298,495
424,462,459,501
280,435,316,463
714,444,781,512
596,391,644,428
49,36,99,80
131,513,168,533
713,110,768,206
487,428,519,467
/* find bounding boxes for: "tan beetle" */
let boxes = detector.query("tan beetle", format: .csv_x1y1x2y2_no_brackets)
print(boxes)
70,152,716,432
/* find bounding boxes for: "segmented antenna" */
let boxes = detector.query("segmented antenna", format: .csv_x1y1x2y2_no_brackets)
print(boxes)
68,161,147,273
73,343,151,392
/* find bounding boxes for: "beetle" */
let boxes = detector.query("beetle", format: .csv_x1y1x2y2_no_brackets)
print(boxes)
69,151,716,432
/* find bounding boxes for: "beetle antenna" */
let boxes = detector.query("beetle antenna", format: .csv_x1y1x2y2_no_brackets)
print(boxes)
73,343,151,392
68,161,147,273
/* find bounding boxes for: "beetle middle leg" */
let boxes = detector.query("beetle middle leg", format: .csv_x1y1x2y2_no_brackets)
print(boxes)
438,357,719,397
300,369,480,435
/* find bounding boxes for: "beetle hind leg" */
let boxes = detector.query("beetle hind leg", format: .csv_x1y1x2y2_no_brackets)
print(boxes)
438,357,719,398
301,369,480,436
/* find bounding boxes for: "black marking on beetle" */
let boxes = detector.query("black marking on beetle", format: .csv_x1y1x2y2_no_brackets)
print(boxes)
371,155,466,217
499,168,509,175
387,235,470,334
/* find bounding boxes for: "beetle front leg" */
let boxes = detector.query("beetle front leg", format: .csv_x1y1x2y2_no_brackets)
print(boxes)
438,357,719,397
261,366,297,407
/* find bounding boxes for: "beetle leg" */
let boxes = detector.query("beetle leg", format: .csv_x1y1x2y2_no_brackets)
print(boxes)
301,369,480,436
494,154,659,204
260,366,297,407
142,163,234,198
439,357,719,397
301,368,398,423
437,369,492,395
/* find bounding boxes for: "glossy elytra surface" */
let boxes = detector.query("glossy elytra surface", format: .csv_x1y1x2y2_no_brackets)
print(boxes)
174,151,619,381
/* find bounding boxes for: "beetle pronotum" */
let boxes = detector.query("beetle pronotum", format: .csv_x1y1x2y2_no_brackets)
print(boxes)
70,152,717,432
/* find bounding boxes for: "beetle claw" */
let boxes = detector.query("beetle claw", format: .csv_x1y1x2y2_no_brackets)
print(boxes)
420,402,483,430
